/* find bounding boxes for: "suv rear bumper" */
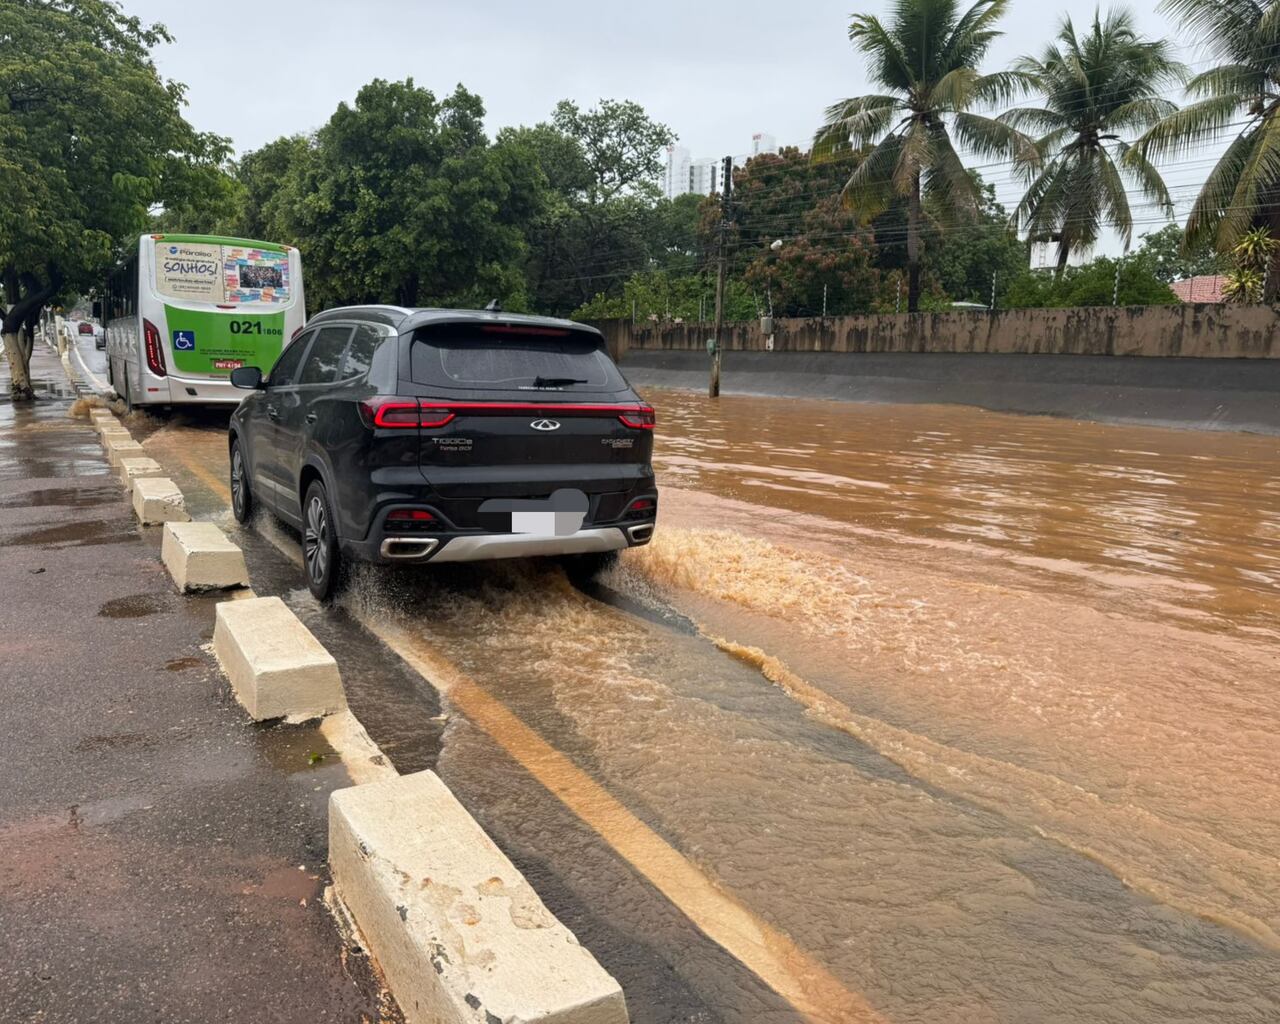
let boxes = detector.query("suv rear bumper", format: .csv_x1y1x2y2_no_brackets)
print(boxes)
347,519,654,565
385,526,629,563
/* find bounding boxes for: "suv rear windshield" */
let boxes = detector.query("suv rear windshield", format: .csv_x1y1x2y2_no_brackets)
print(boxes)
410,324,625,394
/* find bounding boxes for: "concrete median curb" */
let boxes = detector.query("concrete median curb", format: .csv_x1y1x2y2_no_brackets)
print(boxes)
104,435,144,467
329,770,628,1024
116,456,164,493
132,477,190,525
212,596,346,721
161,522,250,592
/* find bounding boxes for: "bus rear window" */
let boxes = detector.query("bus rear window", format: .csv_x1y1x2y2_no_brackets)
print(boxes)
410,325,624,393
154,240,292,305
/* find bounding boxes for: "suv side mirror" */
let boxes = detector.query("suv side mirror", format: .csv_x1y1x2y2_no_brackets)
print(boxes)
230,366,264,390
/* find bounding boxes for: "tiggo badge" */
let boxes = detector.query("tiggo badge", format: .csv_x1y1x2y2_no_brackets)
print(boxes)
530,419,561,431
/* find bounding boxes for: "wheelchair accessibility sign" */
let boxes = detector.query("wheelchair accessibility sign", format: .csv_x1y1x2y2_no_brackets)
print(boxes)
172,330,196,351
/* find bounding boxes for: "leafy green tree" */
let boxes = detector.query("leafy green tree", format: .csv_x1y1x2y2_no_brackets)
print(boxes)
227,135,312,241
813,0,1032,311
1135,223,1225,282
1001,9,1183,273
265,79,545,310
572,269,754,322
500,100,677,314
1134,0,1280,293
710,147,882,316
1002,255,1177,307
923,176,1026,304
0,0,224,398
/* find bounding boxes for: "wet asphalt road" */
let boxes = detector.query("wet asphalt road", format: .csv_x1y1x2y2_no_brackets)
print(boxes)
0,346,400,1024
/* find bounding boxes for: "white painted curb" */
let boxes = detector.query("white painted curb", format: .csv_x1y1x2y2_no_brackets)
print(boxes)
320,711,398,786
329,770,628,1024
212,596,346,721
116,456,164,493
132,477,190,525
161,521,250,592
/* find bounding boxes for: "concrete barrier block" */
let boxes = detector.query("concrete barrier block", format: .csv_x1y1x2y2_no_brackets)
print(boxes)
330,770,627,1024
132,476,190,525
116,456,164,493
104,436,144,467
88,408,115,423
161,521,249,592
213,596,345,721
96,423,129,442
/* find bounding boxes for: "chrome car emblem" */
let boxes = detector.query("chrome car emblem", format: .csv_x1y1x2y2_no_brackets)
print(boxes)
530,419,561,431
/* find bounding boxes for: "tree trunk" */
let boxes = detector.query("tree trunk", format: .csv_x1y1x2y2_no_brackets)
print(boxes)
906,171,922,313
1,269,62,401
2,331,34,401
1056,240,1070,278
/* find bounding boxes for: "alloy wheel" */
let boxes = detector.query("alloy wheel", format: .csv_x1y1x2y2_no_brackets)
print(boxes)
304,495,328,583
230,450,246,517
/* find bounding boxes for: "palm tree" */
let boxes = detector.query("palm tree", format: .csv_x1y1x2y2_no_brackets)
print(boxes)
814,0,1033,312
1000,9,1184,273
1133,0,1280,296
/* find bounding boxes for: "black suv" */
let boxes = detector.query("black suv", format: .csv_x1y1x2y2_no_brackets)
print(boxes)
228,306,657,600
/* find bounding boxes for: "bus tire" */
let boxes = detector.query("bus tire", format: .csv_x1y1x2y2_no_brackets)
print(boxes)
302,479,345,603
229,439,253,524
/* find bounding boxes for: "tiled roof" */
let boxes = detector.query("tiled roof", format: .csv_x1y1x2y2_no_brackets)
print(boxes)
1170,275,1227,303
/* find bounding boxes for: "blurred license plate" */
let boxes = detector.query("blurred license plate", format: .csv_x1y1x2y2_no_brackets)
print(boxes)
511,510,557,536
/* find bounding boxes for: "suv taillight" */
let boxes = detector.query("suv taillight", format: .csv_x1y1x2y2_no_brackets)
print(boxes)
618,406,655,430
143,319,167,377
359,398,457,429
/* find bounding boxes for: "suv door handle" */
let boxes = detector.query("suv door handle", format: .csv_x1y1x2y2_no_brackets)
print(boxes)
305,413,317,423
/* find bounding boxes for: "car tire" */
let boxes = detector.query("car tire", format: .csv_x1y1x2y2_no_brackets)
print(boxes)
229,439,253,524
560,550,619,582
303,479,345,603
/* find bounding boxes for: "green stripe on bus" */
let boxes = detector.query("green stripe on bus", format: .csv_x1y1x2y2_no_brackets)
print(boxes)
154,234,290,253
164,306,286,376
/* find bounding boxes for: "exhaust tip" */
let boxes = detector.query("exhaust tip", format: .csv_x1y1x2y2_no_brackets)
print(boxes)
626,524,654,544
380,537,439,560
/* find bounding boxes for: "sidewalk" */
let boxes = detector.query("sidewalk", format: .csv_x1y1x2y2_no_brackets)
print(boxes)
0,344,398,1022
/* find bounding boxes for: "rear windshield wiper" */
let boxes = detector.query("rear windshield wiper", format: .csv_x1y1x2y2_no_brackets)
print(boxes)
532,376,588,387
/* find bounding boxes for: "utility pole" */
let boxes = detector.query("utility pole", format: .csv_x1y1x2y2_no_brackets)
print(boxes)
710,154,732,398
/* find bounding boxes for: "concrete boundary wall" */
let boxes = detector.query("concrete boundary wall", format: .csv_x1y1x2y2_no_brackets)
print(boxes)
592,303,1280,360
615,349,1280,434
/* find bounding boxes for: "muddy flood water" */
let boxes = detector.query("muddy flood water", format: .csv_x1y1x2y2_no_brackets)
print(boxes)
134,376,1280,1023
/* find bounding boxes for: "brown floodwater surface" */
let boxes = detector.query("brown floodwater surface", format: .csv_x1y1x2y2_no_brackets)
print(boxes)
649,387,1280,638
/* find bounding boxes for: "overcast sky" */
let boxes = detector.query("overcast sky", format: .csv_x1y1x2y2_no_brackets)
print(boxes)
123,0,1221,255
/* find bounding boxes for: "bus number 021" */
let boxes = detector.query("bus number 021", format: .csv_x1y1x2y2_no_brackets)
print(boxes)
229,320,262,335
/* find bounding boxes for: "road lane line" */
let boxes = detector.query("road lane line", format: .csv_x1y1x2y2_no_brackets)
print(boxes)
354,616,882,1024
163,443,882,1022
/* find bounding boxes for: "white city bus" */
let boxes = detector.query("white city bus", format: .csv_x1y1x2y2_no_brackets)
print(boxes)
102,234,306,408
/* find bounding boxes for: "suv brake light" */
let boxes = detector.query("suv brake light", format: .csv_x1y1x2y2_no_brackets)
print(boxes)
143,319,167,377
360,398,653,430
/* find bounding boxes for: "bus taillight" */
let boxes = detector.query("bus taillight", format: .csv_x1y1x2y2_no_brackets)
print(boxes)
143,319,167,377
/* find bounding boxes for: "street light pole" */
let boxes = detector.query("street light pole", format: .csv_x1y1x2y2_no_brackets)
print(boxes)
710,155,733,398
